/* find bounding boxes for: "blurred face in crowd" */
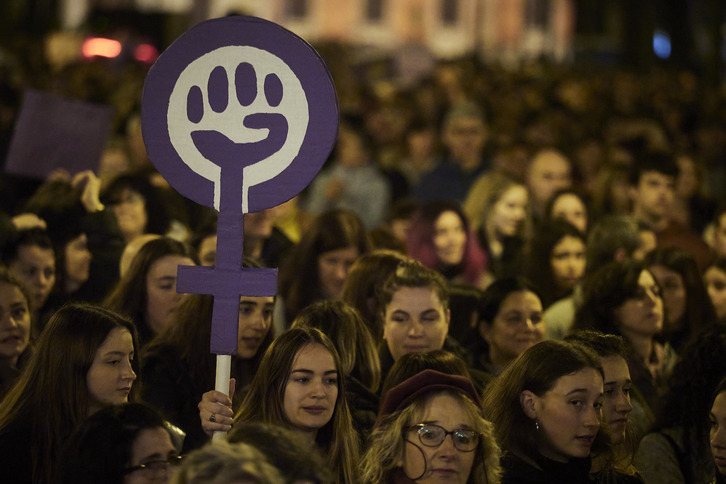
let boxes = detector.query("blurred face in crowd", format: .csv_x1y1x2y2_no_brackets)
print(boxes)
600,355,632,445
86,327,136,415
521,368,603,463
433,211,467,267
489,185,528,238
145,255,195,334
64,233,92,291
236,296,274,358
551,194,587,234
112,188,147,243
550,236,586,292
527,150,572,208
198,235,217,267
0,282,31,367
443,116,487,167
383,286,450,361
479,290,543,369
704,266,726,321
9,243,56,308
710,391,726,476
630,171,675,225
713,213,726,259
615,270,664,338
124,427,178,484
317,246,359,300
647,264,686,329
402,393,477,483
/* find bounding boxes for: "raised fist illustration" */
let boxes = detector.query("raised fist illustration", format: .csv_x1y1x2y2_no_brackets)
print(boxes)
187,62,289,172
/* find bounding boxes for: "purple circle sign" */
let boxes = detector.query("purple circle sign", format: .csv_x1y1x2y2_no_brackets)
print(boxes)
142,15,338,213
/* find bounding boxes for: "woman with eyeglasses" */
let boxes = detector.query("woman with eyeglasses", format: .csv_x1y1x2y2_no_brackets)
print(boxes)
360,369,501,483
57,402,182,484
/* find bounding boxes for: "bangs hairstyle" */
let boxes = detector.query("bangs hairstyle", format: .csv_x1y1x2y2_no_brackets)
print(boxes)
481,340,603,460
234,327,359,484
360,389,501,484
377,260,450,315
0,303,139,484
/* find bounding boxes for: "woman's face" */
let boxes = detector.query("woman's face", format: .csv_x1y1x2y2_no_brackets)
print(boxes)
402,393,477,483
283,343,339,433
383,286,450,361
489,185,528,238
317,246,359,300
550,236,586,291
0,282,31,365
710,391,726,476
551,194,587,233
124,427,178,484
647,264,686,328
236,296,274,358
615,270,664,338
600,356,632,445
64,233,92,289
479,290,543,368
524,367,603,463
145,255,195,334
86,327,136,414
433,211,467,266
704,266,726,320
112,188,147,242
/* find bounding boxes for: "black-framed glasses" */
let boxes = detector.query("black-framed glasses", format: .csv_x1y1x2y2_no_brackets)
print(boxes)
406,424,480,452
123,455,184,475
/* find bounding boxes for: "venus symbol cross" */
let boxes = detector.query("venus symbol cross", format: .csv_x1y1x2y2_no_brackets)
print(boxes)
141,16,338,354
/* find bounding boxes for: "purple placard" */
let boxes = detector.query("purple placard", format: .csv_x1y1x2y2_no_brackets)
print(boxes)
5,90,113,179
142,15,338,213
141,15,338,355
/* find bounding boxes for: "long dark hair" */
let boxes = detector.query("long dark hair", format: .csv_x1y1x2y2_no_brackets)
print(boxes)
644,246,716,350
482,340,603,461
654,325,726,459
278,209,370,322
103,237,195,346
56,402,170,484
0,303,139,484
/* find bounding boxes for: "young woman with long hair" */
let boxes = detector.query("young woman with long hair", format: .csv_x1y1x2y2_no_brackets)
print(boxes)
104,237,196,347
198,327,360,484
141,258,275,451
482,340,605,483
0,303,139,484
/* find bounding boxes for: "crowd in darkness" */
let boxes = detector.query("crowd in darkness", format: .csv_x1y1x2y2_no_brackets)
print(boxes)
1,31,726,483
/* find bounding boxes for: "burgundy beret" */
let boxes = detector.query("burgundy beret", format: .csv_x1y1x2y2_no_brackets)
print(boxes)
375,369,481,428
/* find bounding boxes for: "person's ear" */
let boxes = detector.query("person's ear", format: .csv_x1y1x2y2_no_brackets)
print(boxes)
445,308,451,327
520,390,538,419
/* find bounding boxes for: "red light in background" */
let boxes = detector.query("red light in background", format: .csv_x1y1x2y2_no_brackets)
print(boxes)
82,38,122,59
134,44,159,64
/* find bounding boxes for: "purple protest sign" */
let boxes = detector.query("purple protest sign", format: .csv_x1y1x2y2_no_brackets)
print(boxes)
141,15,338,355
5,90,113,179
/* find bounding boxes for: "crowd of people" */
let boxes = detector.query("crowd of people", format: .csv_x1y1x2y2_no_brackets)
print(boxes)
1,30,726,483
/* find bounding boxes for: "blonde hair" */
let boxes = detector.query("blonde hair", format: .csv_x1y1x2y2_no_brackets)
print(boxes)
171,440,284,484
360,390,501,484
463,172,528,237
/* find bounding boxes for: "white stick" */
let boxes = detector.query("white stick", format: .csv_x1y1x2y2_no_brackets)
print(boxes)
212,354,232,441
